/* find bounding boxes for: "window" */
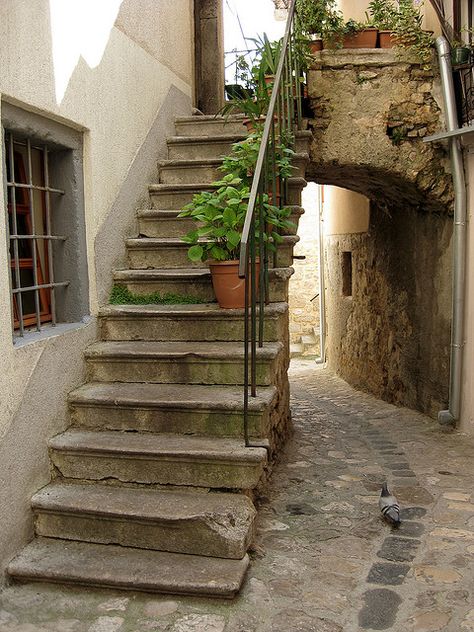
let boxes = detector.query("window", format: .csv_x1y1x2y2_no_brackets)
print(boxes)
6,132,66,333
2,103,88,339
341,251,352,297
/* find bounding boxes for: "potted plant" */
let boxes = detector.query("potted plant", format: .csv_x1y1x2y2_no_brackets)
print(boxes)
342,18,378,49
368,0,398,48
296,0,337,52
178,173,293,308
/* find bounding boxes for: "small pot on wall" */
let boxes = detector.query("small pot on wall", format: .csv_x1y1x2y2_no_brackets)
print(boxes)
379,30,397,48
309,39,324,53
451,46,471,66
343,28,378,49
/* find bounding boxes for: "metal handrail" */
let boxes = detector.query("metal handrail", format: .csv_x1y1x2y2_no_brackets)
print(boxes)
238,0,301,446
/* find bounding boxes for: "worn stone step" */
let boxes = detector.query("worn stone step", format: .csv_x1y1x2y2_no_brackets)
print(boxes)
290,152,310,178
69,381,277,437
113,268,215,301
99,302,288,342
149,178,307,210
32,483,256,559
113,266,294,303
49,431,268,489
174,115,246,137
126,238,208,270
8,538,249,597
295,130,313,154
84,341,283,386
290,343,304,358
167,134,246,160
158,158,222,185
149,183,216,210
137,210,199,239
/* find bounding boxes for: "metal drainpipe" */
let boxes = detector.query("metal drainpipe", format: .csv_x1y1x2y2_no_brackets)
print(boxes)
316,184,326,364
436,36,467,426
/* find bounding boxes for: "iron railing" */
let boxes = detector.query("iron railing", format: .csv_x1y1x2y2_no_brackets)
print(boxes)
239,0,302,446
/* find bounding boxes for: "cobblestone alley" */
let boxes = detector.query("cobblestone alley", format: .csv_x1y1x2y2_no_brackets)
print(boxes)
1,360,474,632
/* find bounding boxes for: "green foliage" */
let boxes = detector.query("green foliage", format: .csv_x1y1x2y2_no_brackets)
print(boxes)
368,0,398,31
394,0,434,66
178,173,295,263
295,0,337,36
219,131,295,186
109,285,207,305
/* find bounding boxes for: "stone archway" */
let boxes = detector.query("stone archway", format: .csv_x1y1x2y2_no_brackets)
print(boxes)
304,48,454,416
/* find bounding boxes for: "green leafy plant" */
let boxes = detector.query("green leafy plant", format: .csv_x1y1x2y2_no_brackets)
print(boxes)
295,0,337,36
178,173,294,263
368,0,398,31
394,0,433,66
219,131,295,186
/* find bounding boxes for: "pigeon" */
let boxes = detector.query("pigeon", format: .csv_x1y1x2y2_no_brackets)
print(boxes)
379,482,401,527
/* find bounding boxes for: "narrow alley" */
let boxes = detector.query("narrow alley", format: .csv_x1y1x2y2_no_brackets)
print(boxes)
1,359,473,632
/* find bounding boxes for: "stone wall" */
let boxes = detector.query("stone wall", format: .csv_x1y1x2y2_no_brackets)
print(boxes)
289,183,321,354
325,203,452,418
306,48,454,417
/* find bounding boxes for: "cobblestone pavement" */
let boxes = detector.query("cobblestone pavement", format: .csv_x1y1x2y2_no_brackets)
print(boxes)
2,361,474,631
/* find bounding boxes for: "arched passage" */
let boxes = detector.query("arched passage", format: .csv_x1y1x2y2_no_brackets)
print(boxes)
300,48,454,416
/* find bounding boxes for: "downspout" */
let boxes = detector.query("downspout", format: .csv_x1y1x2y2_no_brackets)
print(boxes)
317,185,326,364
436,36,467,426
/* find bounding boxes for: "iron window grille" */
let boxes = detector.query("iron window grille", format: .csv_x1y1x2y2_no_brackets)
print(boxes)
5,131,69,337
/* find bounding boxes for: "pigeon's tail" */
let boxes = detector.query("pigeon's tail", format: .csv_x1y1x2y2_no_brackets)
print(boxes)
380,503,401,526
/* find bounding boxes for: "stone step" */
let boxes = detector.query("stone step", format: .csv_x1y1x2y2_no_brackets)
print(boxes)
113,266,294,303
290,343,304,358
126,236,298,270
69,381,277,438
100,302,288,342
149,183,217,210
137,210,199,238
294,130,313,154
49,431,268,489
149,176,306,210
174,115,246,137
32,482,256,559
167,134,246,160
8,538,249,598
126,238,208,270
114,268,215,301
158,158,222,185
84,340,283,386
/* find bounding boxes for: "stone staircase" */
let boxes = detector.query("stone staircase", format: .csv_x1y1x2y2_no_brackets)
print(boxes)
8,115,310,598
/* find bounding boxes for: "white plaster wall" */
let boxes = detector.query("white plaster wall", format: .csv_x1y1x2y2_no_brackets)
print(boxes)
0,0,193,576
324,186,370,236
461,150,474,434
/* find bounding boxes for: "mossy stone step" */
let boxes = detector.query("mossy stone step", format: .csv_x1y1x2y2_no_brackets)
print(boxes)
49,430,268,489
69,381,277,438
84,340,284,386
99,302,288,342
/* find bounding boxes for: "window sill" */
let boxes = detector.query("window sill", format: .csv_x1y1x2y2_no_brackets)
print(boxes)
13,316,94,349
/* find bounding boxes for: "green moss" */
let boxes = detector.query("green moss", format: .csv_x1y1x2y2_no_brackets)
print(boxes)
110,285,209,305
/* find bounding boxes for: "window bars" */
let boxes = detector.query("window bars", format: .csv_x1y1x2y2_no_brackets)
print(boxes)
5,132,68,337
239,0,302,446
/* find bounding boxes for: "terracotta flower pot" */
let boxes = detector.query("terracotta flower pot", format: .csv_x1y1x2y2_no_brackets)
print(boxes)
379,30,397,48
343,28,378,49
309,39,323,53
209,259,261,309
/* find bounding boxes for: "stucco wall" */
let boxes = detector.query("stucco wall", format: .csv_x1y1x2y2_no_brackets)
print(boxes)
461,150,474,434
0,0,193,579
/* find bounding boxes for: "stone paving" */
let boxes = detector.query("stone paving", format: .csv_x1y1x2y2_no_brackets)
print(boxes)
2,360,474,631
